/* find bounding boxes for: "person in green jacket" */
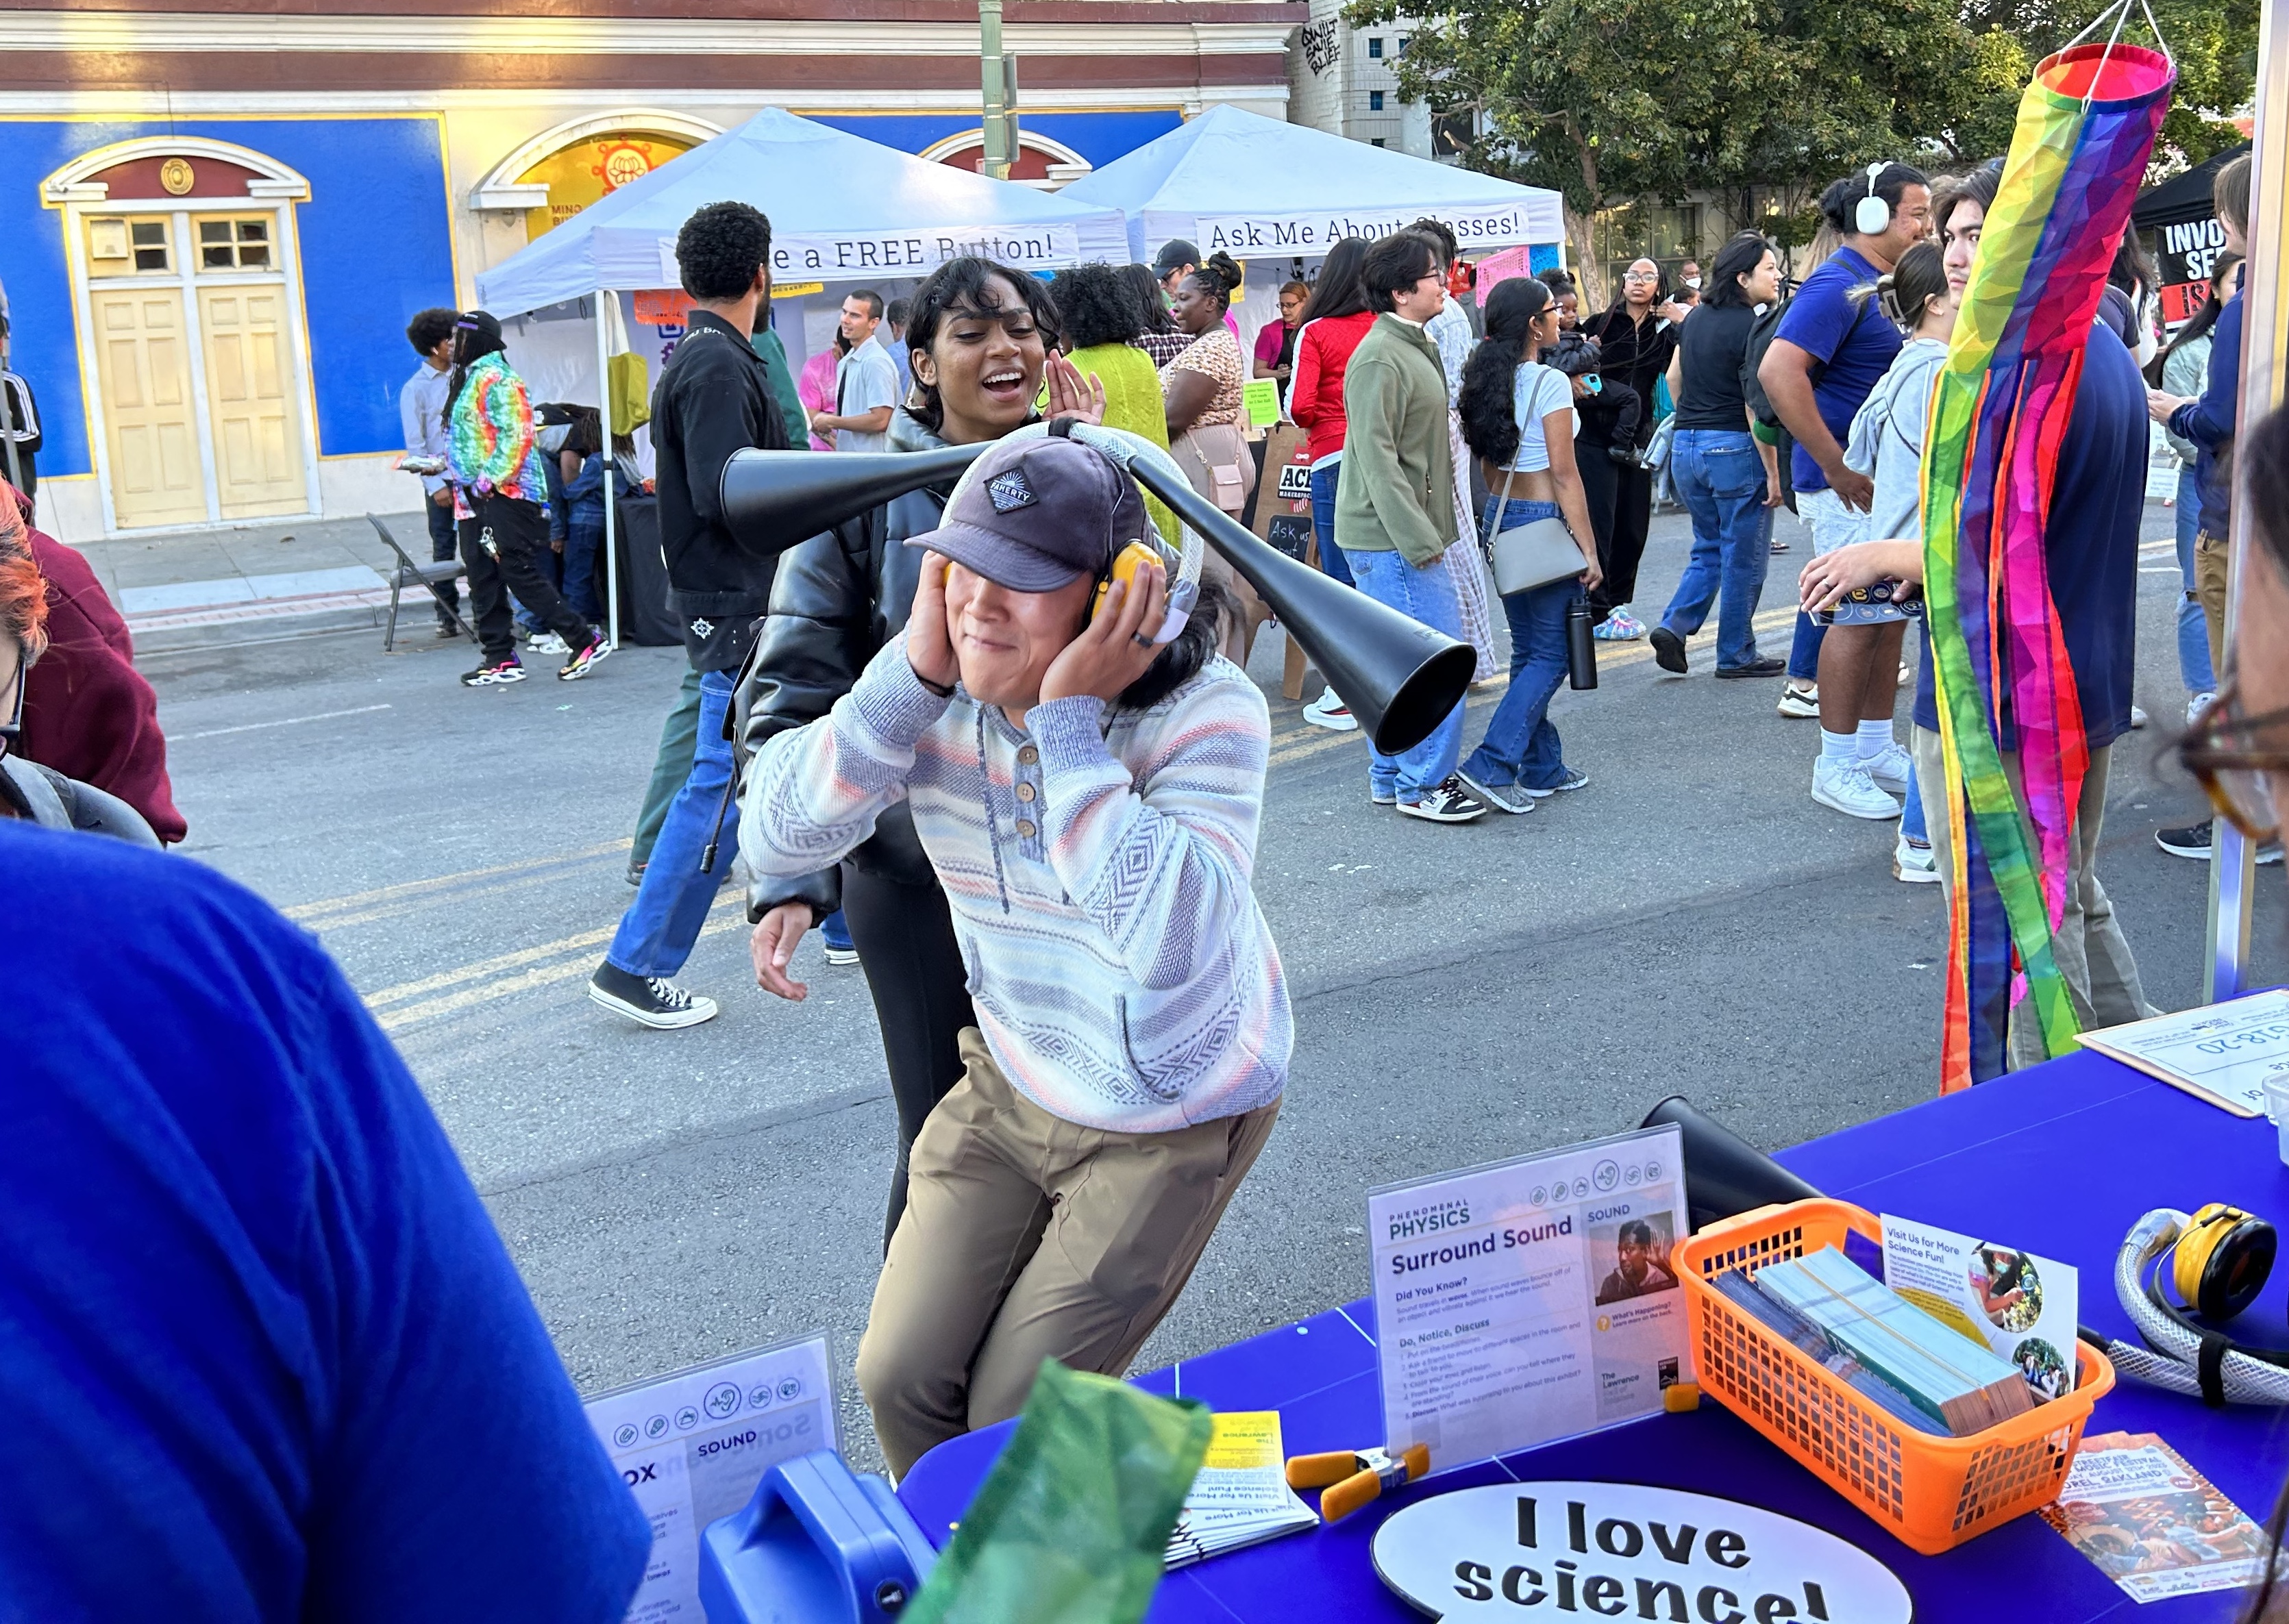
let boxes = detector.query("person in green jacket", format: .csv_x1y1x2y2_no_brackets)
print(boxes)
749,314,808,445
1333,231,1483,823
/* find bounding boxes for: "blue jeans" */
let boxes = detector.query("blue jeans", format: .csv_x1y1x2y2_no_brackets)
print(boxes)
1901,756,1927,844
1309,462,1356,588
1661,429,1771,668
608,669,739,979
1342,545,1466,799
1787,611,1825,682
2175,469,2218,697
821,908,853,953
565,505,605,624
1463,498,1579,790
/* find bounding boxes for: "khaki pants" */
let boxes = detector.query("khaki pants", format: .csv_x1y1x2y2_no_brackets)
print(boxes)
857,1027,1279,1477
2194,529,2230,677
1911,728,2155,1070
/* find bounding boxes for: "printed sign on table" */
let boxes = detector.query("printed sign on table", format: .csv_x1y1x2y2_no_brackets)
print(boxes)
1372,1482,1911,1621
585,1332,838,1622
1367,1127,1691,1473
2079,988,2289,1117
1881,1215,2080,1401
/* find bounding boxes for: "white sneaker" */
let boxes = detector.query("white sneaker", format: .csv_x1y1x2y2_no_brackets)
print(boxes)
1812,756,1903,821
1777,682,1820,719
2189,691,2217,727
1863,740,1911,795
2129,703,2150,729
526,630,570,655
1302,686,1359,732
1893,834,1940,884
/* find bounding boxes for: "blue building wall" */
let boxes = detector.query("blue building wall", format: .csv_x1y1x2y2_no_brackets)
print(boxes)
1,116,456,479
803,110,1183,171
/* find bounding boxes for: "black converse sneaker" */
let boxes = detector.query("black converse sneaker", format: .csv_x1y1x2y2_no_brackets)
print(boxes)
460,655,526,686
1397,775,1489,823
588,962,719,1029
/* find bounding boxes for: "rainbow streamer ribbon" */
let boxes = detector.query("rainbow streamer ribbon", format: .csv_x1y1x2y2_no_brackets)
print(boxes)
1922,39,2173,1090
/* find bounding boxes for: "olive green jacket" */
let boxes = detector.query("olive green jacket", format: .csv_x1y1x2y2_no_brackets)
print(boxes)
1332,314,1457,566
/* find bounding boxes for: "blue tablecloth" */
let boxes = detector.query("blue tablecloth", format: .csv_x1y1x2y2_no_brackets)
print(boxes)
898,1047,2289,1621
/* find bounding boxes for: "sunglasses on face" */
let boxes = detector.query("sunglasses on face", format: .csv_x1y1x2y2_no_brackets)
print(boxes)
2176,681,2288,840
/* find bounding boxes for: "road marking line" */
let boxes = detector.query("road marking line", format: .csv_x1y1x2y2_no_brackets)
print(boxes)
374,902,746,1032
185,703,392,740
284,838,631,922
364,925,617,1007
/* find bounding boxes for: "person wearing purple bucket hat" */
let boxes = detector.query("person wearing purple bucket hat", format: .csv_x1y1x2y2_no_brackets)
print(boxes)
740,431,1291,1477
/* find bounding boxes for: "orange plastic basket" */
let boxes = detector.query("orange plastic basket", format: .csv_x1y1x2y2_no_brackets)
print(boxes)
1673,1198,2115,1556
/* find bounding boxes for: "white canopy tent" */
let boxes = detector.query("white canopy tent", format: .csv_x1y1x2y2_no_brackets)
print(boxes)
471,108,1129,645
1057,103,1566,266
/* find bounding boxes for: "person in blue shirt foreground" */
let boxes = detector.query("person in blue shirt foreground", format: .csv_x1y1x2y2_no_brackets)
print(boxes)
1796,164,2157,1071
0,823,649,1621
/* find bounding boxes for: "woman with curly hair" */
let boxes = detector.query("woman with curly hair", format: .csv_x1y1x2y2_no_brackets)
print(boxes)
1045,262,1176,542
1161,251,1264,660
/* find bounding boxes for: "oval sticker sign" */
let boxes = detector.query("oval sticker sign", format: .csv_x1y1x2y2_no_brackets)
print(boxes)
1372,1482,1911,1621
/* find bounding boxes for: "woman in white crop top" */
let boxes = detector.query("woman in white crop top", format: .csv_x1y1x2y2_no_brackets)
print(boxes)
1449,277,1601,814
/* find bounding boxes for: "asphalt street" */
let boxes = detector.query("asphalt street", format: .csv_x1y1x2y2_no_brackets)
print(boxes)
144,497,2285,1469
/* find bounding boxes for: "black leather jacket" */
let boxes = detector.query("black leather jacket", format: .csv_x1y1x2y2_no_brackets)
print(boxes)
734,410,954,922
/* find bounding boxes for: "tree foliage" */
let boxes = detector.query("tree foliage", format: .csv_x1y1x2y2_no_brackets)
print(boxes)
1344,0,2255,297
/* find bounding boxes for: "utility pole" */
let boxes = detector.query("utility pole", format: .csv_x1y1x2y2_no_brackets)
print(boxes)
979,0,1011,180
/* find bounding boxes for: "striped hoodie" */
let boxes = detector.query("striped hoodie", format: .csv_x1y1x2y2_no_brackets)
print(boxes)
741,637,1290,1134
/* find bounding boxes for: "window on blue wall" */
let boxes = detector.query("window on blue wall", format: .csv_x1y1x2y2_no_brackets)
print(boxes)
1367,36,1383,58
1369,91,1385,110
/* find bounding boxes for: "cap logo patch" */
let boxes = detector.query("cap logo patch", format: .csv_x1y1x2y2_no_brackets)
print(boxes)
987,469,1037,514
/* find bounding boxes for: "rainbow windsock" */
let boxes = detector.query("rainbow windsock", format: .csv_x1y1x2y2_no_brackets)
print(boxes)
1922,39,2173,1090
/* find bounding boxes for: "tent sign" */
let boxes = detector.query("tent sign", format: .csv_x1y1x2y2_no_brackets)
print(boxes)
1372,1482,1911,1623
658,226,1080,286
1198,205,1544,256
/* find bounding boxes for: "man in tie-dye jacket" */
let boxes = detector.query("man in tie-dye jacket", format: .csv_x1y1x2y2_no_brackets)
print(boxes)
445,310,609,685
741,434,1289,1477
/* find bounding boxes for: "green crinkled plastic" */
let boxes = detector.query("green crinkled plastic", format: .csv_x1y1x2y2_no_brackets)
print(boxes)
903,1359,1211,1624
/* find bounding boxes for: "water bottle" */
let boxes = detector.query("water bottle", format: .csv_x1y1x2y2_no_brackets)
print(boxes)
1567,599,1598,690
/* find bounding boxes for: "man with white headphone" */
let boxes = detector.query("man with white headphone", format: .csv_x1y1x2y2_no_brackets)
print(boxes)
1758,161,1933,822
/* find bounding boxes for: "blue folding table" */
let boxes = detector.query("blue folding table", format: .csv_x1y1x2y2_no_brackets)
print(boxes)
898,1047,2289,1621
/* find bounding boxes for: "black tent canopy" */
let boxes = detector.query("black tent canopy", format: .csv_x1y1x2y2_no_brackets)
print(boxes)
2133,142,2251,229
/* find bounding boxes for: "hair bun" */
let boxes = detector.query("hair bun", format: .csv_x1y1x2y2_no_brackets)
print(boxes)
1202,251,1244,294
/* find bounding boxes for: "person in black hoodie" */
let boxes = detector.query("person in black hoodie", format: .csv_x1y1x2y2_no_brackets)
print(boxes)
737,255,1104,1247
588,201,788,1031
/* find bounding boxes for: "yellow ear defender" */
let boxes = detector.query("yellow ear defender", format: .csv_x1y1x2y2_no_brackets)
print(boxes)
2169,1203,2277,1321
1090,537,1177,626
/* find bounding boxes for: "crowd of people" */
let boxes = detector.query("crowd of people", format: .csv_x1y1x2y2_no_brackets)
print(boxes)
1,113,2287,1617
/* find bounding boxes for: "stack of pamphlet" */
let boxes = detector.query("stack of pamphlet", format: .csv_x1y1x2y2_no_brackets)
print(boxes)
1753,1249,2038,1436
1164,1411,1318,1570
1713,1273,1948,1436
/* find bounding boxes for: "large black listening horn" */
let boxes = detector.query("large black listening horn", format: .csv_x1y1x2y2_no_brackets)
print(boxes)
1640,1095,1822,1234
720,442,1475,755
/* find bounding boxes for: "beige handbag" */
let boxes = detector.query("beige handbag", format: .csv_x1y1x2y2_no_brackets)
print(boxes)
1482,458,1587,595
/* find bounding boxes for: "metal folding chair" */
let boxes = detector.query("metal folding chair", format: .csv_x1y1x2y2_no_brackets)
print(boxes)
367,512,475,651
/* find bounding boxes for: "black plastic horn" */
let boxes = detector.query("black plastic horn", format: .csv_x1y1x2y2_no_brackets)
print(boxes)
720,442,1475,756
1640,1095,1823,1234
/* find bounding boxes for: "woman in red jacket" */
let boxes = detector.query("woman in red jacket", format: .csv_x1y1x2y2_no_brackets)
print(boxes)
2,484,186,842
1286,237,1374,731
